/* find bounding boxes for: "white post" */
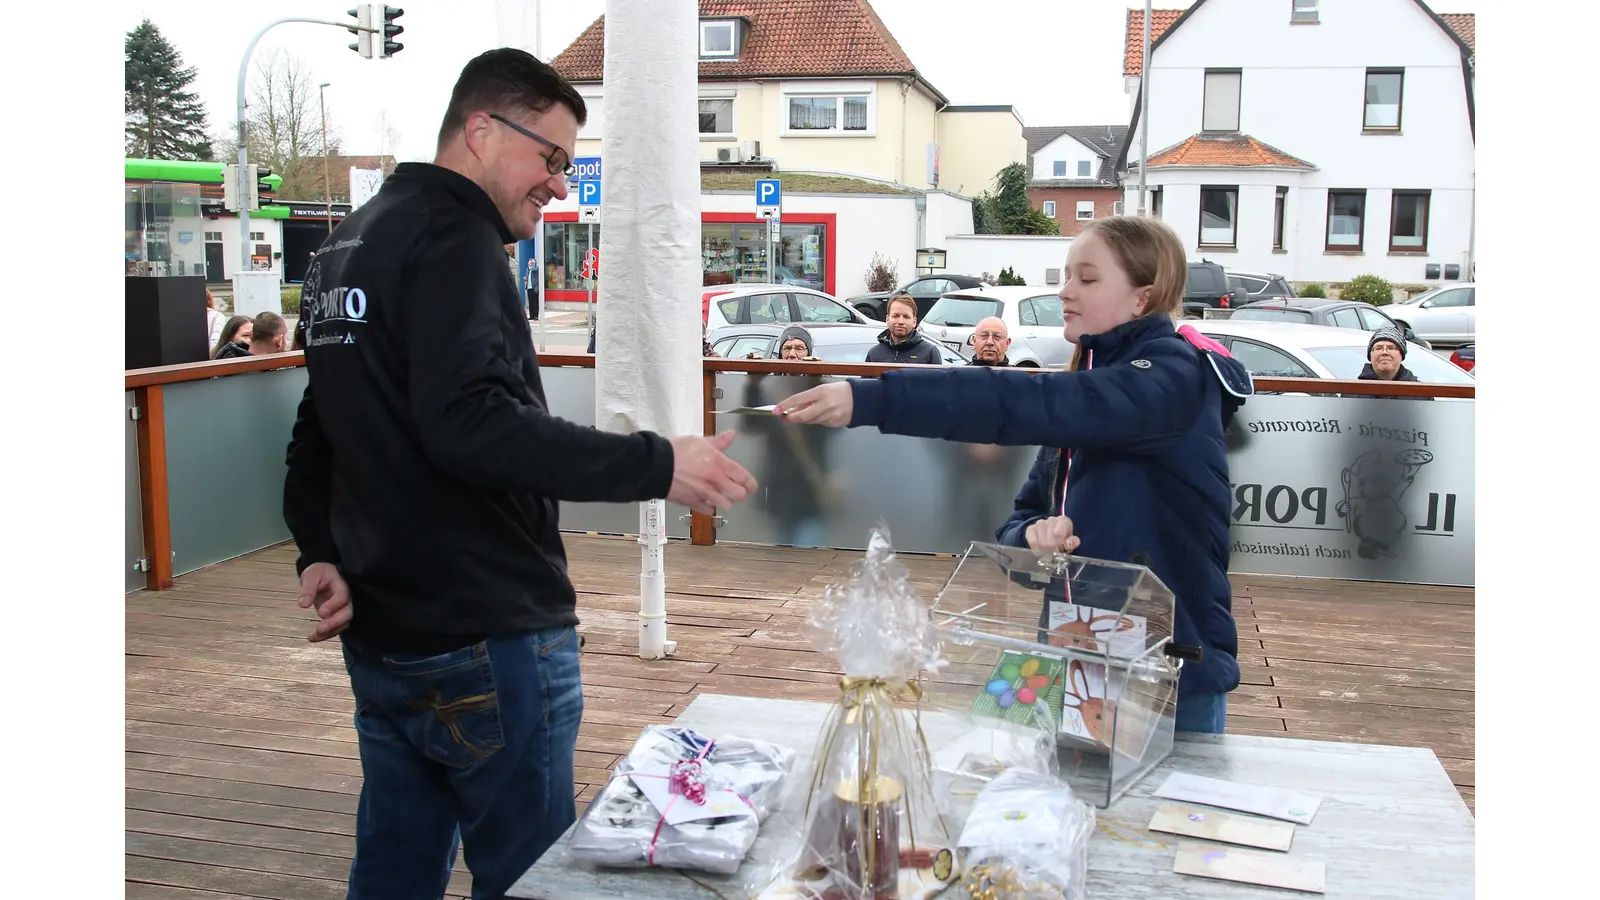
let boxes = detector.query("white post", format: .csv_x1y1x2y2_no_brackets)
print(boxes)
593,0,702,660
1137,0,1152,215
638,500,671,656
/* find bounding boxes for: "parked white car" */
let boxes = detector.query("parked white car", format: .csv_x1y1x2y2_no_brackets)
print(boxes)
1190,320,1475,386
1384,283,1475,346
702,283,872,330
917,285,1076,368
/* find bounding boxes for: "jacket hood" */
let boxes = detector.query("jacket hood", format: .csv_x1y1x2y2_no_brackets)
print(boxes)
1359,362,1419,382
877,328,926,349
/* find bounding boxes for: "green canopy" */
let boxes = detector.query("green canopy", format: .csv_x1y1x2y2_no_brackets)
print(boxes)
125,158,284,190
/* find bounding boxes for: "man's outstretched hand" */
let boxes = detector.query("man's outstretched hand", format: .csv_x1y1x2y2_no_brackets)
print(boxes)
298,562,352,643
667,430,758,513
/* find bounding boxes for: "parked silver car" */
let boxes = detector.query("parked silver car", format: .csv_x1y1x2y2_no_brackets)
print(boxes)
707,322,967,365
916,285,1075,367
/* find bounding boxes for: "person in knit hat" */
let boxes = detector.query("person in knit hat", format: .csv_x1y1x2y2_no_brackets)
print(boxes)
776,325,820,361
1359,326,1418,384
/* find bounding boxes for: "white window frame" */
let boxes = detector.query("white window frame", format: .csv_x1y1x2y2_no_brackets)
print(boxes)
699,20,736,58
1042,201,1057,218
697,92,736,141
1077,160,1093,178
1076,200,1095,221
1291,0,1320,23
780,81,876,137
1202,70,1242,133
1052,160,1067,177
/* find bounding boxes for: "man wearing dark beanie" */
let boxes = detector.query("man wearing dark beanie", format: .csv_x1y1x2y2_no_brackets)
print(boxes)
1360,326,1418,383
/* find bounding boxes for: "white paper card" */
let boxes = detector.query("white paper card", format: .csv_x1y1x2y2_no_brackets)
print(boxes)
958,786,1072,848
932,727,1045,775
1173,841,1327,893
1154,772,1322,825
628,768,756,825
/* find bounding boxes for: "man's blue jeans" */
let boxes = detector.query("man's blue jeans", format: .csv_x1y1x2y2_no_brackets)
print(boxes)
1175,690,1229,734
340,625,584,900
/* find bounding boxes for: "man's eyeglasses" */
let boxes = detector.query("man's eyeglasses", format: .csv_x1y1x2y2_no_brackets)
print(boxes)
489,113,576,177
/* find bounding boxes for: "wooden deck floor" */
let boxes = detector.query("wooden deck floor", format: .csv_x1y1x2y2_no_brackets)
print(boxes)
126,536,1474,899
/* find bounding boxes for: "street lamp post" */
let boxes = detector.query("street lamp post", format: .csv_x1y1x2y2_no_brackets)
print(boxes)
319,81,332,234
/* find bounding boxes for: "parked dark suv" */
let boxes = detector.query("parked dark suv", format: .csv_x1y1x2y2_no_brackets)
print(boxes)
1183,260,1236,316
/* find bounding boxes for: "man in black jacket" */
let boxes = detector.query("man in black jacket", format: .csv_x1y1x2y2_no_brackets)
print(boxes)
865,293,942,364
283,49,756,899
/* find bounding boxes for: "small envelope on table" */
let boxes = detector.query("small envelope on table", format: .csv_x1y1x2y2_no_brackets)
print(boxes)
1148,802,1295,851
1154,772,1322,825
1173,841,1326,894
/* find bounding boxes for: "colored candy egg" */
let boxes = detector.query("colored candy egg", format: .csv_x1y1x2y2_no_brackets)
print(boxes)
986,679,1009,695
998,690,1016,708
1020,658,1039,678
1026,674,1049,690
1017,687,1037,705
1000,663,1021,681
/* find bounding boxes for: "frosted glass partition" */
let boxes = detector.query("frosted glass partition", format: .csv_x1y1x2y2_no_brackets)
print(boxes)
126,391,147,593
541,366,692,539
712,372,1038,554
162,368,308,575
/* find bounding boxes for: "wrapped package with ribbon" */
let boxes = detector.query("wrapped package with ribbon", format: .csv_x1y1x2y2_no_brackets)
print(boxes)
569,725,796,874
756,527,960,900
956,767,1094,900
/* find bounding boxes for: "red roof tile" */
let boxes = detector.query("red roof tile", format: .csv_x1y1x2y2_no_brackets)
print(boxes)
1124,8,1475,77
1124,8,1184,77
552,0,922,83
1145,134,1315,169
1438,13,1474,57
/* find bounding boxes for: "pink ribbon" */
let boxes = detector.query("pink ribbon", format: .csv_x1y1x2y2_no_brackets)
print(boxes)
629,741,754,866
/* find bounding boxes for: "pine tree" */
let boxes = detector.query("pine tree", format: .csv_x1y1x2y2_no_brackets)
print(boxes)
125,19,214,160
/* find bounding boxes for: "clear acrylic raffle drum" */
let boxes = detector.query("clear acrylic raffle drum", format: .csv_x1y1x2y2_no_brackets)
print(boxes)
922,542,1193,809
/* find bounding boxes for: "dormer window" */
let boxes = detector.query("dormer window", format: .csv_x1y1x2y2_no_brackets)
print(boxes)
700,20,737,58
1291,0,1319,23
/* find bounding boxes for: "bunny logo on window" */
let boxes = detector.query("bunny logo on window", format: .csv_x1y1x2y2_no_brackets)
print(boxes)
1336,448,1434,560
1063,660,1109,745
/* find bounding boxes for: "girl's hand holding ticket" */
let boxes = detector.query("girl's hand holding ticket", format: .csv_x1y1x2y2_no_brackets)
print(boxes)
777,382,854,427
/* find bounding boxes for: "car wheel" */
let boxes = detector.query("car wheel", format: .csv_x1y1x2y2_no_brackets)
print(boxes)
855,304,882,321
1014,360,1039,368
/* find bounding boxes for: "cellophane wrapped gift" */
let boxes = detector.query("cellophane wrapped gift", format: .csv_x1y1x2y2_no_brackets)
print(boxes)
956,768,1094,900
756,527,961,900
569,725,796,874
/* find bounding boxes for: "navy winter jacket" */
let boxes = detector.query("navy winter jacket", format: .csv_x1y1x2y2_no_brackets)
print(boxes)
848,314,1253,697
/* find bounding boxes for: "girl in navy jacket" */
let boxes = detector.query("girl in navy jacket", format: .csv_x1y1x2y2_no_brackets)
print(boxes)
776,216,1252,732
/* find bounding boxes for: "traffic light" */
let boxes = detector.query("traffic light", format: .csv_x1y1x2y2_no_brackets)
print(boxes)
347,6,374,59
256,166,274,201
223,164,241,211
379,7,404,58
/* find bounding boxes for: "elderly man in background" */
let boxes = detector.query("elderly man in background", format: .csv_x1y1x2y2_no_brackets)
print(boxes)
967,316,1011,367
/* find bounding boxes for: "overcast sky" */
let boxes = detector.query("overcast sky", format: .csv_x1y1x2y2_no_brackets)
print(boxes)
128,0,1487,162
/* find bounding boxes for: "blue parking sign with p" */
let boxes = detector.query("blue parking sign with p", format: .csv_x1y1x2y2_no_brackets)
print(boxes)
578,180,601,205
755,179,781,207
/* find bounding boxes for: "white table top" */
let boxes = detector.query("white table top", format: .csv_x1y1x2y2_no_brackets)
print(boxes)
510,693,1474,899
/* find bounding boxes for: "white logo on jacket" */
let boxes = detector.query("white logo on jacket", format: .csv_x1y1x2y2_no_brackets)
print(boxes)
1131,359,1152,369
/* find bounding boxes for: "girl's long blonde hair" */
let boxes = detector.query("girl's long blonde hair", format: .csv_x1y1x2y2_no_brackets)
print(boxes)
1065,215,1188,371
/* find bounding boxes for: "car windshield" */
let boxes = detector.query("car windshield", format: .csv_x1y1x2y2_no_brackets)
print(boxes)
1307,346,1476,384
814,343,875,362
923,296,1002,327
1228,308,1315,324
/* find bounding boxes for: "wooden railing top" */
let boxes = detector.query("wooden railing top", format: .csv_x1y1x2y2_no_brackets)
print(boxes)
126,351,1474,398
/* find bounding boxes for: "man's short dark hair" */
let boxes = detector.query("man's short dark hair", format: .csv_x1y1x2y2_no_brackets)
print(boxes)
437,49,588,149
252,311,287,343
